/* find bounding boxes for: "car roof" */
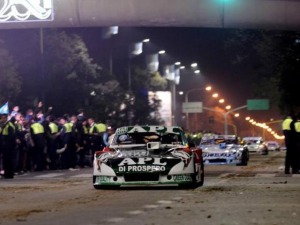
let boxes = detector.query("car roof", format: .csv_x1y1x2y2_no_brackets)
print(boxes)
114,125,184,135
202,134,237,140
242,137,263,140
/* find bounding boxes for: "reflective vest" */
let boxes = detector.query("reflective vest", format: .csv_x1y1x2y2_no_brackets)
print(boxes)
89,124,96,134
295,121,300,132
2,121,15,135
31,123,44,134
89,123,106,134
282,117,293,130
95,123,106,133
83,125,88,134
49,122,58,134
15,122,22,132
63,122,73,133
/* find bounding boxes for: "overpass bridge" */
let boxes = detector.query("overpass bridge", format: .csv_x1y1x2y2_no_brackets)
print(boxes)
0,0,300,30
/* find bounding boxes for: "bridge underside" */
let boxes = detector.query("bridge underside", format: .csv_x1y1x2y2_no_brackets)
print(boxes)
1,0,300,30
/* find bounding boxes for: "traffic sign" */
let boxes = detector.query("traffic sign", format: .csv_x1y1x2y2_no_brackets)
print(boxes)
182,102,203,113
247,99,269,110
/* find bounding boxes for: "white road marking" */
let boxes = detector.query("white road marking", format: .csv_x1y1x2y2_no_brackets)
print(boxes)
157,200,173,204
71,174,92,178
127,210,144,215
106,217,125,223
256,173,275,178
35,173,63,178
143,204,159,209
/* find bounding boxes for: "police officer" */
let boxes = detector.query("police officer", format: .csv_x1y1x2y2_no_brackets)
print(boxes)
0,114,16,178
46,115,59,170
87,118,105,162
282,113,296,174
30,116,46,171
57,116,72,169
293,113,300,173
75,117,89,168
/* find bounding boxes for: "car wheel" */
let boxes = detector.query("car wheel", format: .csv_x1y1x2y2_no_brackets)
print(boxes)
192,157,205,187
93,176,102,189
179,158,204,189
237,150,249,166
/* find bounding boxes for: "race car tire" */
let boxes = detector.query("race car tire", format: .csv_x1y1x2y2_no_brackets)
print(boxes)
198,158,204,186
180,158,204,189
237,151,249,166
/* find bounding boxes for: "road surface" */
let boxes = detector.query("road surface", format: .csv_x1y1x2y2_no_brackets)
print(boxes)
0,151,299,225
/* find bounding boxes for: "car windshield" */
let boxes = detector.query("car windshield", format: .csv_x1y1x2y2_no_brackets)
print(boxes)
113,132,183,145
201,137,237,145
244,140,261,144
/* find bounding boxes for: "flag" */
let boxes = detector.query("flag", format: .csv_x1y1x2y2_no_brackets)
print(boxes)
0,102,9,114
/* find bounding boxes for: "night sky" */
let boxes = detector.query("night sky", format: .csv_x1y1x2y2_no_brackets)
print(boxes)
1,26,282,122
78,27,258,110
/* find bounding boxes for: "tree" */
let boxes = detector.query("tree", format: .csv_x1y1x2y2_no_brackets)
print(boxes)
225,30,300,114
126,66,168,125
0,39,21,104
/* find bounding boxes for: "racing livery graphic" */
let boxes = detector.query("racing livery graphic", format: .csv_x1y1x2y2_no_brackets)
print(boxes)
199,134,249,166
93,125,204,189
0,0,53,22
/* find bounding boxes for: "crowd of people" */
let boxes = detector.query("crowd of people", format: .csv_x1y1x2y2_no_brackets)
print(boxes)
282,112,300,174
0,102,113,179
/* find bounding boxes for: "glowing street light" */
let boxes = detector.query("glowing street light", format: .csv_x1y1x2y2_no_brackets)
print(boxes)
219,98,225,103
194,69,200,74
143,38,150,43
225,105,231,110
206,86,212,91
175,61,181,66
212,93,219,98
158,50,166,54
191,63,198,68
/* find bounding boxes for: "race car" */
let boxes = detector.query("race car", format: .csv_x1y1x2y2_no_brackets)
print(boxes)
199,134,249,166
93,125,204,189
242,136,268,155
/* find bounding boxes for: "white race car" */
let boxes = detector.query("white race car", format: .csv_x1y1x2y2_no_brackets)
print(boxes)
93,125,204,189
199,134,249,166
242,137,268,155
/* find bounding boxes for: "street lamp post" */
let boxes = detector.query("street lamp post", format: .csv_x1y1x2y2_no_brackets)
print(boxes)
184,86,212,130
171,80,176,126
127,39,150,124
201,105,246,135
262,120,283,140
223,105,247,135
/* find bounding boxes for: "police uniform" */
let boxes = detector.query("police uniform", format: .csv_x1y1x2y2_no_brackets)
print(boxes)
47,120,59,170
30,120,46,171
1,118,16,178
293,116,300,173
282,116,296,174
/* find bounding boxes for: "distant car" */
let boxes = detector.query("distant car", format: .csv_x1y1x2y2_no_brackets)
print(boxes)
199,134,249,166
242,137,268,155
280,145,287,151
93,125,204,189
265,141,280,151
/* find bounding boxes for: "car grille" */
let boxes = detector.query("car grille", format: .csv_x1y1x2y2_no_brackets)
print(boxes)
124,173,159,182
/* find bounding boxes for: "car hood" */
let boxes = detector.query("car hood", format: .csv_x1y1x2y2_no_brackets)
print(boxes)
201,144,241,153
